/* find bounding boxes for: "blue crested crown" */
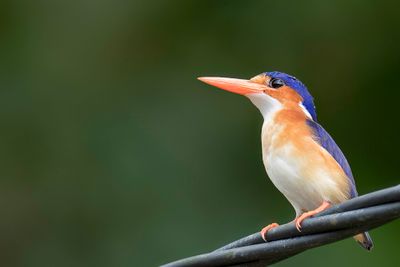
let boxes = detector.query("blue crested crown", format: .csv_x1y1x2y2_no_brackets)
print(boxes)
266,71,317,121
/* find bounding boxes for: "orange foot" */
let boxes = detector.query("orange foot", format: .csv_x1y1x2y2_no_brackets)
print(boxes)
260,223,279,241
295,201,331,231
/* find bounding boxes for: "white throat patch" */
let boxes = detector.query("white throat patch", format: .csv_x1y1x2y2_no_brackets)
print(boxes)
246,93,282,121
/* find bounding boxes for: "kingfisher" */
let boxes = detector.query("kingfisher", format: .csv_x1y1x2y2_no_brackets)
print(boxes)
198,71,373,250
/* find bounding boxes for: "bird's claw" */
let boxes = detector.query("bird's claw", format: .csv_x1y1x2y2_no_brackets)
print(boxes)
260,223,279,241
294,201,331,232
295,220,302,232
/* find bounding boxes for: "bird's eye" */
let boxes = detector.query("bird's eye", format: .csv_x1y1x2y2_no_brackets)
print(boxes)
269,78,285,88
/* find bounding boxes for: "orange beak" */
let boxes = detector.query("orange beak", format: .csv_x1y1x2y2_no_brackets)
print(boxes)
197,77,268,95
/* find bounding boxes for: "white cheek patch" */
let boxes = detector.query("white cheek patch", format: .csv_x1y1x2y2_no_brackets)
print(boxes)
299,102,313,120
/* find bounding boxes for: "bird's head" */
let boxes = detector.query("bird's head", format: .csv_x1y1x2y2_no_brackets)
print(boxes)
198,72,317,121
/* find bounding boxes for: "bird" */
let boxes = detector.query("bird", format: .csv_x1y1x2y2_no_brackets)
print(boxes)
198,71,373,250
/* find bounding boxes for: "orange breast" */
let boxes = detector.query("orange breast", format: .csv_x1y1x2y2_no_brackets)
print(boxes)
262,105,351,207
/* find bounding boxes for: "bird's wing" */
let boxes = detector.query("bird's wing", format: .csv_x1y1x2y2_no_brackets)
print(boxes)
307,119,358,198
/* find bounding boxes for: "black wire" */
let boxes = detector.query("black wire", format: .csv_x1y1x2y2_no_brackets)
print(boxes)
216,184,400,251
162,185,400,267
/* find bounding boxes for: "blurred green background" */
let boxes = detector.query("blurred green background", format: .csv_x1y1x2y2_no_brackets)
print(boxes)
1,1,399,266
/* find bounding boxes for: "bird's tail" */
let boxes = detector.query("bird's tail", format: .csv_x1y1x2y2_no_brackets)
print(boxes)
353,232,373,251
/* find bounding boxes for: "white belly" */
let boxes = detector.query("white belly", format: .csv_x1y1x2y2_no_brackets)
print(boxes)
261,122,348,216
264,147,323,215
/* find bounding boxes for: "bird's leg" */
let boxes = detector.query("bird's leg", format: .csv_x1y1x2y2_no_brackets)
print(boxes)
294,201,331,231
260,223,279,241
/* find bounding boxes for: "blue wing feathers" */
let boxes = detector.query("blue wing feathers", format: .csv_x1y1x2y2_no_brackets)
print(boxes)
307,120,358,198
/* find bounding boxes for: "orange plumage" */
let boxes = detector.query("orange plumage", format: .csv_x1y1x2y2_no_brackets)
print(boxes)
198,71,373,250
